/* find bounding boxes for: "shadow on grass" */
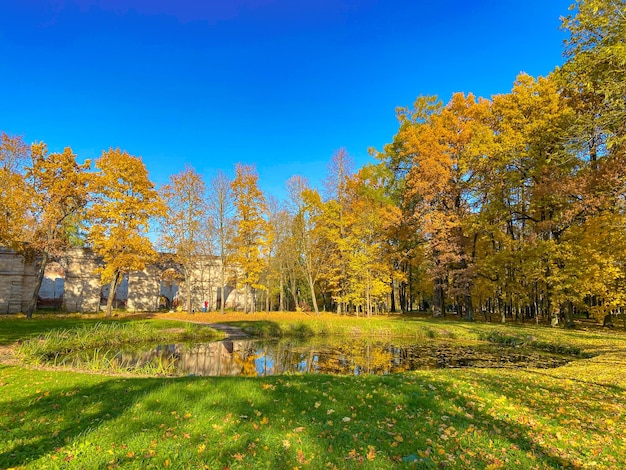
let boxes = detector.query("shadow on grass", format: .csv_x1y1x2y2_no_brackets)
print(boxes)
0,363,602,469
2,314,623,467
453,368,626,467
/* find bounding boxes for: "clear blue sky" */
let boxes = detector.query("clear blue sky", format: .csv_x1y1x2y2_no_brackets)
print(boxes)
1,0,571,198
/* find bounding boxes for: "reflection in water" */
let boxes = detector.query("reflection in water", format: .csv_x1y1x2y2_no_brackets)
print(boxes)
59,338,572,377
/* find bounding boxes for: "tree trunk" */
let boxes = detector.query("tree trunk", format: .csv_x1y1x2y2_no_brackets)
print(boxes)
563,301,575,328
399,282,406,313
220,262,226,314
603,313,614,328
220,285,226,313
306,271,319,315
251,287,256,314
186,271,193,314
433,278,444,317
26,251,49,319
408,266,413,312
289,273,299,311
243,284,249,314
464,294,474,321
106,271,121,317
279,274,285,312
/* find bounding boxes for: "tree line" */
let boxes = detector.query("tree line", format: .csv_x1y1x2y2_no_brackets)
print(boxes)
1,0,624,324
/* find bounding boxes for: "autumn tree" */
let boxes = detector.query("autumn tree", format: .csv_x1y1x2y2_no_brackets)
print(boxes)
88,148,165,317
397,93,493,320
23,143,90,317
208,170,235,314
230,164,269,313
322,148,354,314
272,201,298,311
0,132,30,249
340,165,398,316
287,175,325,314
557,0,626,326
261,195,283,312
273,186,302,311
560,0,626,150
371,97,442,313
159,165,209,314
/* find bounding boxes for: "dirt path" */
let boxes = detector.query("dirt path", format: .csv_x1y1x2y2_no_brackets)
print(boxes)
204,322,249,339
163,318,249,339
0,344,18,365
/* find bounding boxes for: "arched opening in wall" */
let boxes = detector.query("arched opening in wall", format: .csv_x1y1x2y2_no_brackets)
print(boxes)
213,269,244,311
38,262,65,311
216,285,238,310
100,274,129,309
160,268,183,311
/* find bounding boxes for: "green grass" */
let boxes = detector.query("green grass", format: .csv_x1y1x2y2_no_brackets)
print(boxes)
0,315,625,469
3,317,222,376
16,321,221,364
0,316,105,344
233,316,459,340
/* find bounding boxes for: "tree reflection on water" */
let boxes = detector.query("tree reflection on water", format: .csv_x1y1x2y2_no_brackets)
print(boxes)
60,337,572,377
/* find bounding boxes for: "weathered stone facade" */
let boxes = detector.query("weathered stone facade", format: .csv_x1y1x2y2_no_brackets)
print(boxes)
0,247,38,313
0,247,239,314
61,248,103,312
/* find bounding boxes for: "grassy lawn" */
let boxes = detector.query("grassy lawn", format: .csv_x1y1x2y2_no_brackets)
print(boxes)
0,313,625,469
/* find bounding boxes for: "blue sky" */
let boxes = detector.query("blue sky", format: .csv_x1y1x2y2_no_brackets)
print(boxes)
1,0,571,198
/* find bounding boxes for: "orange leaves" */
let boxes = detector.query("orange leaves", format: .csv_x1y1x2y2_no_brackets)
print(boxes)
88,148,163,315
0,133,32,248
397,92,494,318
379,65,626,321
230,163,270,312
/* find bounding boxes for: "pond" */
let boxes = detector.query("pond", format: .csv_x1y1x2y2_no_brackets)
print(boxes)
57,337,573,377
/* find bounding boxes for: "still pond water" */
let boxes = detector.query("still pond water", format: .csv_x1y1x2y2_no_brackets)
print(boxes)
60,338,572,377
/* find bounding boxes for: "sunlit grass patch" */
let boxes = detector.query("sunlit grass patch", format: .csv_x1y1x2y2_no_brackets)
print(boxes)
0,314,625,468
2,361,624,469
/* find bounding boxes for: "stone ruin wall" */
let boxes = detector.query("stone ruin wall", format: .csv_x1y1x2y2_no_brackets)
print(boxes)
0,247,239,314
0,248,38,313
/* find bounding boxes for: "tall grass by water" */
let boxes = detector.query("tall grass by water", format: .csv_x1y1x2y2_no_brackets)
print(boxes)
16,320,221,367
